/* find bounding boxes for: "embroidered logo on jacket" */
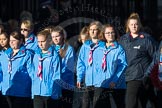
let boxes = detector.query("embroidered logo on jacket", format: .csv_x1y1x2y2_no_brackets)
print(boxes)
133,45,140,49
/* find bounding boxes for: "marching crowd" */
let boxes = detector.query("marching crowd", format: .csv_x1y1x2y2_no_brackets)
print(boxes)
0,12,162,108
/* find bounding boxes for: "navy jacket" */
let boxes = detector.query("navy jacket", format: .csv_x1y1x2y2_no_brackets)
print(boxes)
119,32,157,81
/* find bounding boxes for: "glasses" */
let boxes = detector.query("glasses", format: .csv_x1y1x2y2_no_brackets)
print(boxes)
20,28,29,32
104,32,115,35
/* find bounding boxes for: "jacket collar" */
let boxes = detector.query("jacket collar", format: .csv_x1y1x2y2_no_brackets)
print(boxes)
6,45,26,59
36,46,54,58
25,33,36,45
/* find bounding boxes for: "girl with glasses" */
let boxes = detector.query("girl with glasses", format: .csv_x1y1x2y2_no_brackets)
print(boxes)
20,20,38,52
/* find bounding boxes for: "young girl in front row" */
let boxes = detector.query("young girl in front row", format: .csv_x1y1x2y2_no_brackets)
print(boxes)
32,29,62,108
77,21,105,108
0,31,33,108
99,24,127,108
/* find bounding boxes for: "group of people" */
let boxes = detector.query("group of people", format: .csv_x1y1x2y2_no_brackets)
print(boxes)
0,12,161,108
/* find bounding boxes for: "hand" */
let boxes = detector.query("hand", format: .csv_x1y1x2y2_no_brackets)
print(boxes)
109,82,116,89
77,82,81,88
143,76,151,89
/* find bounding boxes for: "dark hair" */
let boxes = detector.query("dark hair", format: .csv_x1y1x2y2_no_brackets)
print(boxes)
102,24,119,41
0,31,9,40
0,24,4,33
10,30,25,44
0,31,10,50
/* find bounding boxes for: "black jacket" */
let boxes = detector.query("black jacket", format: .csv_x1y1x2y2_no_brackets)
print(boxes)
119,32,157,81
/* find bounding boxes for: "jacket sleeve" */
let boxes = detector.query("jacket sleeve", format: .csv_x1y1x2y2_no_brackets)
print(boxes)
0,62,2,83
146,37,158,58
144,36,159,76
62,46,75,86
145,48,159,76
51,53,62,99
111,47,127,84
77,45,86,83
27,51,34,79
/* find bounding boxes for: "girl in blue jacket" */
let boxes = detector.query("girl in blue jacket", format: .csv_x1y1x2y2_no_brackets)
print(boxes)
77,21,107,108
51,26,75,108
32,29,61,108
93,24,127,108
0,32,10,91
0,31,33,108
20,20,38,52
0,31,10,108
0,32,10,52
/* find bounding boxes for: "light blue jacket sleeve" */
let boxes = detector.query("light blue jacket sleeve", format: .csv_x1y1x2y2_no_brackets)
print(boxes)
0,62,2,91
111,46,127,84
26,51,34,79
77,44,86,83
51,53,62,99
61,45,75,87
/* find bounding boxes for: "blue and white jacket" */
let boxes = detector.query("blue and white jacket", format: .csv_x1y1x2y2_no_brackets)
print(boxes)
25,33,38,52
32,46,62,99
0,52,2,91
0,46,33,97
77,40,105,87
53,44,75,90
94,41,127,89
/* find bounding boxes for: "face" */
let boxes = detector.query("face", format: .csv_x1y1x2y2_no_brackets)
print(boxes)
51,32,63,45
0,34,9,48
80,34,87,43
89,25,99,39
10,36,22,50
37,35,50,51
128,19,139,34
20,23,30,38
104,27,115,43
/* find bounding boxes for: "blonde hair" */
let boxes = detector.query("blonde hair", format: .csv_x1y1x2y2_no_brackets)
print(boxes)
78,26,89,42
37,29,52,45
126,13,143,33
21,20,34,31
88,21,104,40
44,25,55,34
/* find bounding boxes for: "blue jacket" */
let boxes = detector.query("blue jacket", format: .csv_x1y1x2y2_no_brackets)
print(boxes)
94,41,127,89
0,46,33,97
0,49,10,91
0,53,2,91
25,33,38,52
77,40,105,87
32,46,61,99
53,44,75,90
